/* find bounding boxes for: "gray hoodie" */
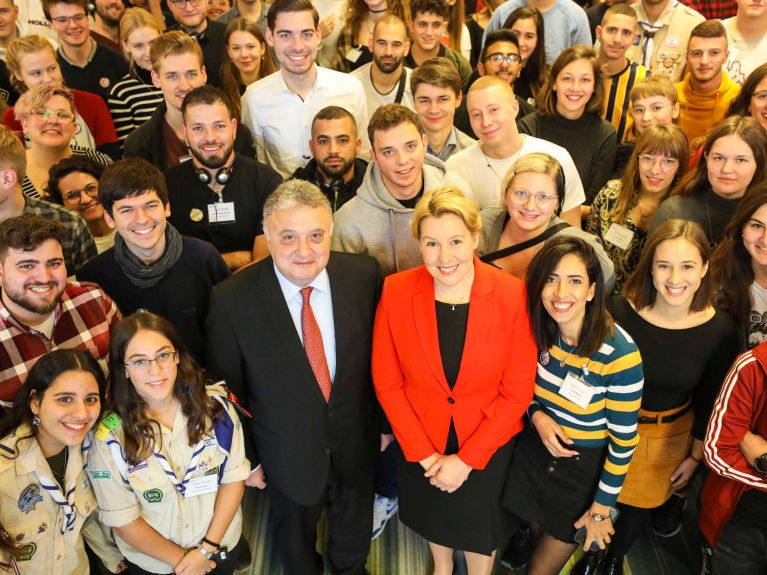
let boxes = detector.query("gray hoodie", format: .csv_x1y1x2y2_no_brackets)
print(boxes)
331,154,472,277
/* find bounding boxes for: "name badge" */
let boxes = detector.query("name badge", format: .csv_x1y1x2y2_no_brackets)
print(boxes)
184,474,218,498
604,223,635,251
559,372,595,410
345,46,362,63
208,202,236,223
665,37,679,47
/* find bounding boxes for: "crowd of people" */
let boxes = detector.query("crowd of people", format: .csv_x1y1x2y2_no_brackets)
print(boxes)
0,0,766,573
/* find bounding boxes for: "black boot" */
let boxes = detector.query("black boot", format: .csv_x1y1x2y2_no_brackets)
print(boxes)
601,555,624,575
571,550,602,575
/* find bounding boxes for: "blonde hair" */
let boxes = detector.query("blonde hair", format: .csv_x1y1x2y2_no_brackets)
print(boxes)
150,30,203,73
119,8,163,61
501,152,566,215
14,83,75,124
411,186,481,239
6,35,57,94
0,125,27,180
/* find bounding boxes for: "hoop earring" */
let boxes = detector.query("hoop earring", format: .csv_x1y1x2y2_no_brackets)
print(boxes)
32,416,40,426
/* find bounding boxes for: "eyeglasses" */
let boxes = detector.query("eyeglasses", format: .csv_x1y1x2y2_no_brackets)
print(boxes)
62,183,99,205
32,108,75,122
486,52,522,65
631,103,671,116
168,0,203,7
638,154,679,172
50,13,88,25
124,351,178,373
752,91,767,103
509,190,558,204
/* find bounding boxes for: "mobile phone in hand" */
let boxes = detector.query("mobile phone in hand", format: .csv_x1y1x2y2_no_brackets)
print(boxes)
574,507,620,552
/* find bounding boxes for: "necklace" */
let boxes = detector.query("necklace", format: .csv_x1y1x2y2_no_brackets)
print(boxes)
705,199,716,250
481,145,504,182
369,6,388,12
558,333,575,367
439,268,474,310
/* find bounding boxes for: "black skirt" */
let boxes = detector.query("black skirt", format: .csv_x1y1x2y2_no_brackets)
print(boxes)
397,436,516,556
501,425,607,543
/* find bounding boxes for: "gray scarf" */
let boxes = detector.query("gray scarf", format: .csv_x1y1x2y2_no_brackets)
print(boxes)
113,224,183,288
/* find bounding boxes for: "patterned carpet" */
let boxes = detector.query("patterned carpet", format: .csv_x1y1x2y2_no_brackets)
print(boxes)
234,475,705,575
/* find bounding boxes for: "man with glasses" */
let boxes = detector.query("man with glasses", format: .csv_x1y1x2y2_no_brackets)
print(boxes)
476,30,535,120
596,3,649,141
46,156,115,253
79,158,229,365
43,0,128,103
166,0,226,87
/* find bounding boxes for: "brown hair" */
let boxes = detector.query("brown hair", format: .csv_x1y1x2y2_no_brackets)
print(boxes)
0,125,26,180
671,116,767,198
538,45,604,117
411,186,481,238
688,19,727,43
503,6,547,99
601,2,638,25
267,0,320,30
624,219,713,312
150,30,203,73
333,4,408,72
410,56,462,97
726,63,767,118
0,215,66,262
611,124,689,224
221,17,275,117
6,35,58,94
107,311,223,466
368,103,423,147
41,0,87,20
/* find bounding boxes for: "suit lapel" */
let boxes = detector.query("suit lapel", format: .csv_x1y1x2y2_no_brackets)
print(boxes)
328,255,350,400
413,267,452,395
259,262,329,406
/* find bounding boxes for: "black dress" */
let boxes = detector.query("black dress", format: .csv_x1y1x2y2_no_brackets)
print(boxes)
396,301,515,555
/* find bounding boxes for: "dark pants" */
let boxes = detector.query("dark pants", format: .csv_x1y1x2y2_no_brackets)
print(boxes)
125,540,242,575
713,517,767,575
374,439,400,499
267,464,374,575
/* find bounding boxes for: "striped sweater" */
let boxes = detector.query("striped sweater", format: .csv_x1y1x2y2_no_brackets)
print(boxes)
108,69,164,148
529,323,644,507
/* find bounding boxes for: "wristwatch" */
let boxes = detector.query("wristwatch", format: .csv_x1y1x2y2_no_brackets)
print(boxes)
590,510,612,522
754,453,767,474
198,546,215,560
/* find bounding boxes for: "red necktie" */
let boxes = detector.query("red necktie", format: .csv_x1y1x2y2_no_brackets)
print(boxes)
300,287,332,402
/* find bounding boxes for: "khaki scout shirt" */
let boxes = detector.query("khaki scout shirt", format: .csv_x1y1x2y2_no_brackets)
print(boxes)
0,426,123,575
87,388,250,574
627,1,705,82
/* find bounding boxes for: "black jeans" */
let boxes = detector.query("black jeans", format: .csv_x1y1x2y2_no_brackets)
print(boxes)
713,516,767,575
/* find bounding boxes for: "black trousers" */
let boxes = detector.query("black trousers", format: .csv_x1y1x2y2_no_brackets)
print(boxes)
267,464,374,575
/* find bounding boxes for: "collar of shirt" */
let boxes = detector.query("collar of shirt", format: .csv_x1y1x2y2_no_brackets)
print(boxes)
427,126,459,161
636,0,679,26
273,263,330,302
13,424,86,477
277,64,325,97
0,294,63,334
58,37,97,66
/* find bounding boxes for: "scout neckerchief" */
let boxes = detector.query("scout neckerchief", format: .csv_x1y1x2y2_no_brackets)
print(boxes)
33,434,91,534
154,436,210,496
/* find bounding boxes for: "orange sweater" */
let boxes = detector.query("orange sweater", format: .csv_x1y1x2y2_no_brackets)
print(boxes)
677,72,741,145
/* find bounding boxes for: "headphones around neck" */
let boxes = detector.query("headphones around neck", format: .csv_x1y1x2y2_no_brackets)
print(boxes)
196,165,232,186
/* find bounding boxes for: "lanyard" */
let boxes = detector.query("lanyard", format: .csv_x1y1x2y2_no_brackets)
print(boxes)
153,436,212,496
34,435,90,534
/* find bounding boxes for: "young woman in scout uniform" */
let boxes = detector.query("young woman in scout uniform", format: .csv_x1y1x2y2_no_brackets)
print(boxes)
0,349,124,574
88,311,249,575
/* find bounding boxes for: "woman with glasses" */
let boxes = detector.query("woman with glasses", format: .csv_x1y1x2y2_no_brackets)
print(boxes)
589,220,737,574
501,235,643,575
14,84,111,200
586,125,688,291
88,311,249,575
477,153,614,288
0,349,125,574
518,46,617,206
47,156,115,253
726,64,767,133
650,116,767,248
502,6,547,105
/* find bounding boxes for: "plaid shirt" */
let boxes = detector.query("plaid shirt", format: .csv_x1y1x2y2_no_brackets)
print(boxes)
23,196,98,276
0,282,121,403
680,0,737,19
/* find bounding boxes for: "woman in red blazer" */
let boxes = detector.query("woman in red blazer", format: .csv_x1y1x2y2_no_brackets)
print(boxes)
372,186,537,575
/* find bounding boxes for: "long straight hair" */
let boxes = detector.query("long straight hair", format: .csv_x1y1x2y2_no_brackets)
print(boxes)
503,7,547,98
525,236,613,358
107,312,222,465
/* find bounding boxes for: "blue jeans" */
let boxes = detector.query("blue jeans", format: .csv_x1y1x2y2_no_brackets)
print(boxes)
713,516,767,575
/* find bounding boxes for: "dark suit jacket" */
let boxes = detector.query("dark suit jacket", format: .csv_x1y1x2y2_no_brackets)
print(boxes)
206,252,382,505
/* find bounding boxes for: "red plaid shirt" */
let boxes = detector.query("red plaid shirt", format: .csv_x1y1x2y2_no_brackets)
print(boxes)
680,0,737,19
0,282,121,403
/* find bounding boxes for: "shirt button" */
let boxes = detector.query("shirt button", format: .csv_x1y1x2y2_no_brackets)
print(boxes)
447,397,455,404
324,447,331,454
546,466,555,473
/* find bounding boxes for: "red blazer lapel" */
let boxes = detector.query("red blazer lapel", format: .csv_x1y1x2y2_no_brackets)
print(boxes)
413,267,452,395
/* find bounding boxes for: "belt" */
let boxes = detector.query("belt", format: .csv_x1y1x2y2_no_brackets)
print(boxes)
637,402,691,425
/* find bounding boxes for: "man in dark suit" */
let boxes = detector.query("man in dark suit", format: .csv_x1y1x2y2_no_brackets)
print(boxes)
206,179,381,575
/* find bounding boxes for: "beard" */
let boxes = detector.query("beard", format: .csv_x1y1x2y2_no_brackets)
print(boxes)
189,141,234,170
318,155,355,180
4,281,64,317
97,3,125,26
373,53,403,74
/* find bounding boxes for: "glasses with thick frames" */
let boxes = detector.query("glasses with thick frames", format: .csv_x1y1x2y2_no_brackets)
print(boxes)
62,183,99,205
486,53,522,65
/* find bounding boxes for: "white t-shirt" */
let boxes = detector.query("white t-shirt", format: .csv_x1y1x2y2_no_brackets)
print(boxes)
749,280,767,348
446,135,586,212
723,17,767,86
351,63,415,120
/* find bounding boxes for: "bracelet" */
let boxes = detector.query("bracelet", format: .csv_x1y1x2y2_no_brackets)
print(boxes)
201,537,220,550
689,453,702,463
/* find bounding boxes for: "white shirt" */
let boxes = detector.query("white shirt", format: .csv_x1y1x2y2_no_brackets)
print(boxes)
14,0,59,46
446,135,586,212
351,63,415,120
242,66,369,178
723,17,767,86
273,264,337,382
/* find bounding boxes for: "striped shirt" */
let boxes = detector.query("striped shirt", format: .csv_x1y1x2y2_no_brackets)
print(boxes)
21,146,112,200
602,61,650,142
108,69,164,148
530,324,644,507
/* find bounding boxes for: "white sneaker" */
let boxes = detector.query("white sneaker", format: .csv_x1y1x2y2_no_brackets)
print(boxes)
700,545,712,575
371,494,398,540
